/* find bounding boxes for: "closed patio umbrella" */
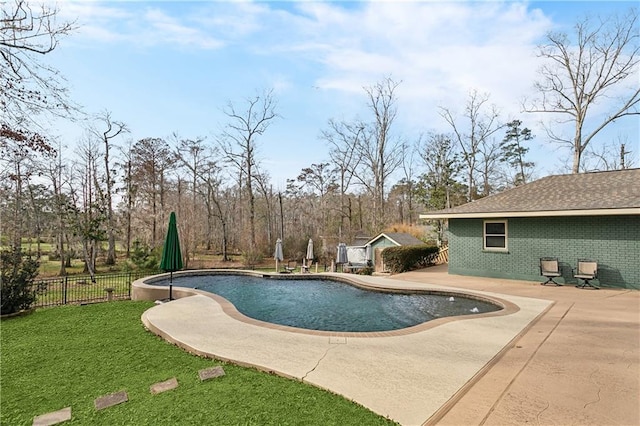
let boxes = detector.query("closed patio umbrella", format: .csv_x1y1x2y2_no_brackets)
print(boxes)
337,243,348,271
365,244,372,266
274,238,284,272
305,239,314,269
159,212,183,300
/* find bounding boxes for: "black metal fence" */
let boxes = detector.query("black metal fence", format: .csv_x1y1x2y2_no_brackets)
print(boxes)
30,271,150,308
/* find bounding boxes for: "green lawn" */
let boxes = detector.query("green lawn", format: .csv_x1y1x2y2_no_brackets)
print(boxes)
1,302,396,425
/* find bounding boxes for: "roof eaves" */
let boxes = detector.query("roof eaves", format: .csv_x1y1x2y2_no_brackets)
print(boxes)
366,232,401,246
419,207,640,219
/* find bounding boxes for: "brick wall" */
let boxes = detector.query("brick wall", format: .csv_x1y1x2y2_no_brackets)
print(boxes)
448,215,640,289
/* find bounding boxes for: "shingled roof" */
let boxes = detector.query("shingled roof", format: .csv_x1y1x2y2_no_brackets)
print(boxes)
420,169,640,219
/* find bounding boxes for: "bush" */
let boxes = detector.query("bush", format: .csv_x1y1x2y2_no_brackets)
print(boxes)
382,245,440,274
1,248,39,315
242,250,263,266
356,266,374,276
129,240,160,271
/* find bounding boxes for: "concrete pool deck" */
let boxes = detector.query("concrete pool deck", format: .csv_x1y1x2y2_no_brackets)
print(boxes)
140,265,640,426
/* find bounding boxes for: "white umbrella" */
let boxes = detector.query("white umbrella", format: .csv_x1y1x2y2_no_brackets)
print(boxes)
305,239,314,263
274,238,283,272
365,244,372,266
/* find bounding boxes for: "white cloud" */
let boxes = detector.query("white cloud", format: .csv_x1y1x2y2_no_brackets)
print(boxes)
253,2,549,130
141,8,224,49
191,1,270,39
60,1,225,49
58,1,133,43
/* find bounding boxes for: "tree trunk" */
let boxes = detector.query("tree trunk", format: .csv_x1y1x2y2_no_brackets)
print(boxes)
572,146,582,174
221,221,228,262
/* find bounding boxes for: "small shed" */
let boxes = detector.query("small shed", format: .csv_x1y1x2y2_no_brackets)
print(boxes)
419,169,640,289
366,232,426,272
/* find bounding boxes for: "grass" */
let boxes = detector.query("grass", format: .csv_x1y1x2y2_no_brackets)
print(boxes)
37,258,96,277
0,302,396,426
1,238,294,277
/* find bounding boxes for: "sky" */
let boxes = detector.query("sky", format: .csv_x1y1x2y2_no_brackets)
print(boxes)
42,0,639,187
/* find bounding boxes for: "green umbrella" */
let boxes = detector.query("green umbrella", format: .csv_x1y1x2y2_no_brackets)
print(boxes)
160,212,183,300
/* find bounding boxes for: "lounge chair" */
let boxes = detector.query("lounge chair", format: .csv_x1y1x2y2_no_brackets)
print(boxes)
284,260,297,273
540,257,562,286
574,259,599,289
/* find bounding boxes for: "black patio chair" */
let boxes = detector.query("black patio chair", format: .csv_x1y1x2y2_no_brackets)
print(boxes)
574,259,599,289
540,257,562,286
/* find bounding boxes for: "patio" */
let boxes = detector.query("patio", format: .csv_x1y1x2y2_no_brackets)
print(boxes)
393,265,640,425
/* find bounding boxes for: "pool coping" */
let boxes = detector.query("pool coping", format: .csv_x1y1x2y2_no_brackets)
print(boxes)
135,270,554,425
133,269,520,338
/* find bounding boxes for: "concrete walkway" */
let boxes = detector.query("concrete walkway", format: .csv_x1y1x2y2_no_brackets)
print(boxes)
141,266,639,425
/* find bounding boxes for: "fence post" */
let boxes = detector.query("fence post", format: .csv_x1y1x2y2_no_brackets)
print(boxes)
128,272,132,299
63,276,68,305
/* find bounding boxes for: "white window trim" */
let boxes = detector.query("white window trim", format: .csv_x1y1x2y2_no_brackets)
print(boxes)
483,220,508,252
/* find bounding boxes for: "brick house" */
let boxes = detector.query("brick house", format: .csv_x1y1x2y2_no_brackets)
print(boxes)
419,169,640,289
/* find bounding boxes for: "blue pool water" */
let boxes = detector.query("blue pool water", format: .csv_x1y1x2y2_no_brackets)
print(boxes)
155,275,501,332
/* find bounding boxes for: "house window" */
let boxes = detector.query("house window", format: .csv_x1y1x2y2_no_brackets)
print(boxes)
484,220,507,251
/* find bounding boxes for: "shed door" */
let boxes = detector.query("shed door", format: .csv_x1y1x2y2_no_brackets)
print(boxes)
374,248,386,272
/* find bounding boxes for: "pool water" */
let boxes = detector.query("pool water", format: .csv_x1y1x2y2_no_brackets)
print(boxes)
156,275,501,332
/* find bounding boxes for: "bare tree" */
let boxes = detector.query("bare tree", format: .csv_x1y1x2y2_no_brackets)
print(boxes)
0,125,54,249
197,159,230,260
355,76,404,230
91,111,128,265
252,165,276,248
174,135,209,266
296,162,338,235
68,134,105,279
1,0,77,127
476,137,503,196
322,119,364,239
217,89,278,252
585,135,637,171
525,8,639,173
440,89,503,201
41,138,69,275
117,140,136,257
392,139,418,224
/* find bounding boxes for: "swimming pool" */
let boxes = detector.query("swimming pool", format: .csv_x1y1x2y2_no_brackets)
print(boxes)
151,274,501,332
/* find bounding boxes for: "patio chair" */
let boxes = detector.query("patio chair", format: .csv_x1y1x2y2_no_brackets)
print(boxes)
346,262,366,274
574,259,599,289
540,257,562,286
284,260,297,273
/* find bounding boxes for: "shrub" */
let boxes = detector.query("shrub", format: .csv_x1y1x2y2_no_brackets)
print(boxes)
382,245,439,274
129,240,160,271
1,248,39,315
242,250,263,266
356,266,374,276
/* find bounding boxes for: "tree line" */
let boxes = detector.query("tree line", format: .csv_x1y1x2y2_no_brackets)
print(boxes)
1,1,638,276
